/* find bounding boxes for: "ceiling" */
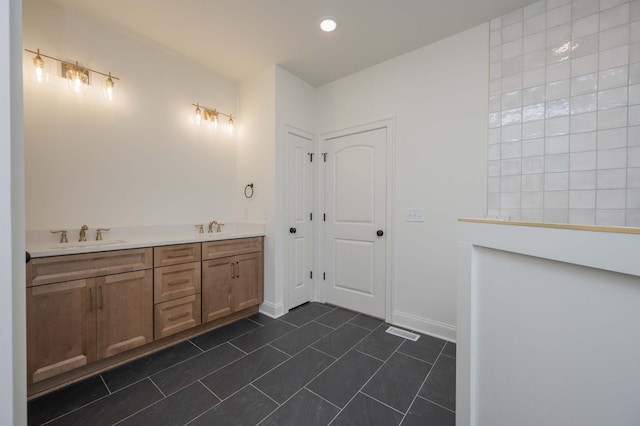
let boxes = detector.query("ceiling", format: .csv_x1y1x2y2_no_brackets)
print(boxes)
48,0,536,87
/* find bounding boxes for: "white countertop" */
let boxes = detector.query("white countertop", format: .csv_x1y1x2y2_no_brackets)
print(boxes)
27,222,266,258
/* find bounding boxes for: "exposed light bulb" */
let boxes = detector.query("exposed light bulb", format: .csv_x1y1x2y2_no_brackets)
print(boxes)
66,63,88,94
227,116,234,134
73,74,83,93
104,72,115,102
195,104,202,126
213,111,219,130
32,49,48,84
33,54,44,83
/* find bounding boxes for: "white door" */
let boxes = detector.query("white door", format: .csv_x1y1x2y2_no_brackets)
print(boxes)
286,129,314,310
323,126,387,318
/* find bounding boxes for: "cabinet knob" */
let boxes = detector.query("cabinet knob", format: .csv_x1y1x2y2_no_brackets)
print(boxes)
376,230,384,237
290,227,297,234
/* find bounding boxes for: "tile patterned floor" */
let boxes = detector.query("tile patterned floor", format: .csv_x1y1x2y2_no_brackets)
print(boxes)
28,303,456,426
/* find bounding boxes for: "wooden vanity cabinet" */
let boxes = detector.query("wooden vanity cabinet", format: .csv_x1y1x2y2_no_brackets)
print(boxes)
26,249,153,385
153,243,202,339
202,237,264,324
27,237,264,396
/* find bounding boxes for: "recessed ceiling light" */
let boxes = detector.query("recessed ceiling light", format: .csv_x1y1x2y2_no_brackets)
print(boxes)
319,17,338,32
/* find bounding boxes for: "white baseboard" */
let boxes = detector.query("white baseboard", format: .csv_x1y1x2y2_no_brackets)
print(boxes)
259,300,285,318
392,310,457,343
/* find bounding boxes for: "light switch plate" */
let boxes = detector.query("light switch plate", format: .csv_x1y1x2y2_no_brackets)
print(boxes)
406,208,425,222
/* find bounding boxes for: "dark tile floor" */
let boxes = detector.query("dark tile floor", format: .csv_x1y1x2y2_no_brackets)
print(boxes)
28,303,456,426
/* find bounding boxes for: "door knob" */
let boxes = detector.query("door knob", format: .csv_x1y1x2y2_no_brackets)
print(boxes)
377,230,384,237
26,251,31,264
290,227,297,234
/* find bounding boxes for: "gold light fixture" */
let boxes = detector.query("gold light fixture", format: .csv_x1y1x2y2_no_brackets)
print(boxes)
192,103,235,134
104,72,115,102
194,103,203,126
62,61,90,94
31,48,48,84
25,48,120,100
204,108,219,129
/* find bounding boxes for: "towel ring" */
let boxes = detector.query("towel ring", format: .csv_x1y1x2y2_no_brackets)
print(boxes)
244,183,254,198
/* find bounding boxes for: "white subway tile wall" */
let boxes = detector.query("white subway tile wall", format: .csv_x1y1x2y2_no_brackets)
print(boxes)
488,0,640,226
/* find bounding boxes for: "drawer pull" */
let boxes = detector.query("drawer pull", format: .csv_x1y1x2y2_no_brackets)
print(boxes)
167,279,190,287
167,252,190,259
168,312,190,321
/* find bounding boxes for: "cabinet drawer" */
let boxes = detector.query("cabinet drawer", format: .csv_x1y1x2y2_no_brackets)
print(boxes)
202,237,263,260
154,295,201,339
154,243,201,267
154,262,201,303
27,248,152,287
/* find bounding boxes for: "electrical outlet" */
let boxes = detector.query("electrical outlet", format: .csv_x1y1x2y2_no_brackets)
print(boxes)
406,208,425,222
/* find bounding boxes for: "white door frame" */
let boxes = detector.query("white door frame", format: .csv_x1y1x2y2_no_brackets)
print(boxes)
2,0,26,422
283,125,316,312
317,119,394,321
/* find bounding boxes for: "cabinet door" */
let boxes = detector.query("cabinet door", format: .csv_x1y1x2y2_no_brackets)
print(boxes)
96,270,153,359
27,279,96,384
232,252,264,312
202,257,232,323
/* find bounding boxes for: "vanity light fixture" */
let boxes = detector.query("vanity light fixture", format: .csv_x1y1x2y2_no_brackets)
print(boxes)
192,103,236,134
25,48,120,101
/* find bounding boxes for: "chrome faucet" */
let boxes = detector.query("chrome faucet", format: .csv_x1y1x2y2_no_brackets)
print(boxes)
79,224,88,242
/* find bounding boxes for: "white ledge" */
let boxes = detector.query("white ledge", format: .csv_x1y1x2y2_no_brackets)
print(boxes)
457,220,640,426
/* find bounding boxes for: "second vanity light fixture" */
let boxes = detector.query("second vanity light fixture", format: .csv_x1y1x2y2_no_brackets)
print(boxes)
193,103,235,134
25,48,120,101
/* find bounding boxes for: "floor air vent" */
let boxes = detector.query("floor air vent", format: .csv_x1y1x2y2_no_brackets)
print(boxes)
385,326,420,341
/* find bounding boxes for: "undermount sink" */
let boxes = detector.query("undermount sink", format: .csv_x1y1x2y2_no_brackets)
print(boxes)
50,239,127,249
201,232,233,237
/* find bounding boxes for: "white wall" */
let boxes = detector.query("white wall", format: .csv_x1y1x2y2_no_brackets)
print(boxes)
237,66,278,314
315,25,489,340
275,66,315,312
23,0,238,231
2,0,26,423
237,66,315,317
